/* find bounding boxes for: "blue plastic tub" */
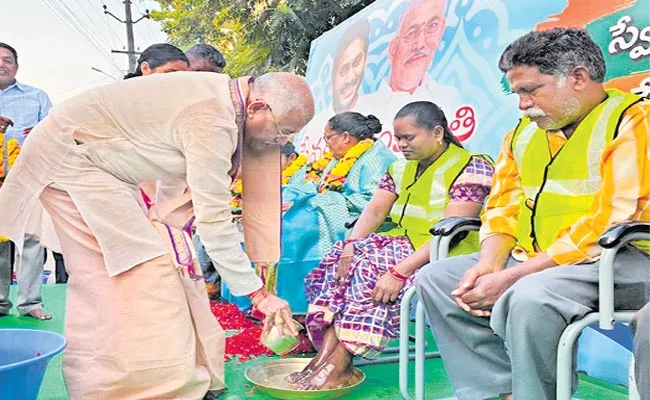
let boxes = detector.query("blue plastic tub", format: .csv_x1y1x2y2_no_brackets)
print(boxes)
0,329,67,400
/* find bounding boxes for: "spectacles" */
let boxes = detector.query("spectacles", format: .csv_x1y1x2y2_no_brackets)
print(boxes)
400,18,441,43
264,104,296,146
323,131,343,143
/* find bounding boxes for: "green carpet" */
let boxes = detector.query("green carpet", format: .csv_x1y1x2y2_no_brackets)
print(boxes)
0,284,629,399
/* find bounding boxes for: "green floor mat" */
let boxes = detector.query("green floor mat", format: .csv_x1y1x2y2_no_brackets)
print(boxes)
0,284,630,399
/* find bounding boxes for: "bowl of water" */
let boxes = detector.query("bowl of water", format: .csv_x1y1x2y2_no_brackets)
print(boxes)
245,358,365,399
0,329,67,400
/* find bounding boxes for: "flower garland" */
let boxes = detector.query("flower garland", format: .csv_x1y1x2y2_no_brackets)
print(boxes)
230,177,243,211
305,152,334,183
318,138,374,193
281,154,308,185
0,137,20,179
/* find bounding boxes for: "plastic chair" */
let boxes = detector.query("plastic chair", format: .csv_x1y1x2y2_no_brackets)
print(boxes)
399,217,482,400
556,222,650,400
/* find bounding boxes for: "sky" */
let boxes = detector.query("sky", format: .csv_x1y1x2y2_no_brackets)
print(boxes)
1,0,168,103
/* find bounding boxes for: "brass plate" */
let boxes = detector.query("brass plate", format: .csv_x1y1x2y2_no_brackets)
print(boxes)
245,358,365,399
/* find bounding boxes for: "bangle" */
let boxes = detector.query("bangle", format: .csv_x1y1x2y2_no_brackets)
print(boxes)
388,266,409,281
343,238,358,246
339,255,354,259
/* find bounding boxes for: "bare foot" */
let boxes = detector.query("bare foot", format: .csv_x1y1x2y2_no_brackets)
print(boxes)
286,326,339,384
298,343,354,390
500,394,513,400
25,308,52,320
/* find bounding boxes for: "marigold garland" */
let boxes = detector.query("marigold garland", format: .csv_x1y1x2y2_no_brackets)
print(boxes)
318,138,374,193
281,154,308,185
305,152,333,183
7,139,20,169
230,177,243,210
0,136,21,179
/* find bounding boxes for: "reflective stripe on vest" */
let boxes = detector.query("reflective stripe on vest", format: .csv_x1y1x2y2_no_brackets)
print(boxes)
382,144,472,250
512,89,644,252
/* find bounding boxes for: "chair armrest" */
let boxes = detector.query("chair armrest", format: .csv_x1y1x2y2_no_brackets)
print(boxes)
344,218,359,229
598,222,650,249
598,221,650,330
429,217,481,236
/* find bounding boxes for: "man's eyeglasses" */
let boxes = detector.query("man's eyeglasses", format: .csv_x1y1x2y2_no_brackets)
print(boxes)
400,18,441,43
265,104,295,146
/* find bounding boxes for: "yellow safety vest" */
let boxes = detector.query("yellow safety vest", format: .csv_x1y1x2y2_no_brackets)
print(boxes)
512,89,648,253
381,144,482,255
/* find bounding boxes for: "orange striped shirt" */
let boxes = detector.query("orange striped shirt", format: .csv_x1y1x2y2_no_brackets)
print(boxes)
480,100,650,265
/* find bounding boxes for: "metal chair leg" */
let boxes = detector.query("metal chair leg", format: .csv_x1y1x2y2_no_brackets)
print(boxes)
400,286,418,400
556,313,600,400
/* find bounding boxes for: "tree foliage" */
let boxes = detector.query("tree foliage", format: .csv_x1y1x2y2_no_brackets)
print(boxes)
149,0,376,76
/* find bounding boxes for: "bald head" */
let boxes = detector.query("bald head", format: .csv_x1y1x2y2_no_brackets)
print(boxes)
253,72,315,125
242,72,315,151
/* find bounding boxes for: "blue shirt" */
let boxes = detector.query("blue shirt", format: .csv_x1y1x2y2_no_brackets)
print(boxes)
0,81,52,145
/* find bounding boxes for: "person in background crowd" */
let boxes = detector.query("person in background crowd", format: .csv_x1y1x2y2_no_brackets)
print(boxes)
183,42,228,298
0,42,53,320
126,43,190,209
186,43,227,73
123,43,189,80
417,28,650,400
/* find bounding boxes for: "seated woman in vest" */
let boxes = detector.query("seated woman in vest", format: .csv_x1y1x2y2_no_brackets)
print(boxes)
277,112,396,313
292,101,494,390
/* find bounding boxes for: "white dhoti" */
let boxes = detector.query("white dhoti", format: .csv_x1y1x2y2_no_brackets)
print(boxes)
41,186,225,399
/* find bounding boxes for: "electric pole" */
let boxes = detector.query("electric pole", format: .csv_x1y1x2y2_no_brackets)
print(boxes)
104,0,150,72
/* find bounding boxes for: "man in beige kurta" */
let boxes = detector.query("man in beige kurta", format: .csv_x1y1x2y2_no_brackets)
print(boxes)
0,71,314,399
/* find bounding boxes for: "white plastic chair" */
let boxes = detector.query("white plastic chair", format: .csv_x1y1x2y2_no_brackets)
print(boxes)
556,222,649,399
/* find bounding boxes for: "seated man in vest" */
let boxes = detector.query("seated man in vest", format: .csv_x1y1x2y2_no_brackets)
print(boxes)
416,27,650,400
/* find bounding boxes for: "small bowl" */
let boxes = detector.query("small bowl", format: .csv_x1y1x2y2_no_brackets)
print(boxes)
245,358,365,400
260,319,303,356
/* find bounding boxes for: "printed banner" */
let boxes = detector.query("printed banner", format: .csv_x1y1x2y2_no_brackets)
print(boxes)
296,0,650,161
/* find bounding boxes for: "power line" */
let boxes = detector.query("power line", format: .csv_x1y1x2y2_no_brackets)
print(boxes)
40,0,122,72
104,0,151,72
53,77,112,97
52,0,113,52
99,1,126,46
129,0,151,48
70,0,115,49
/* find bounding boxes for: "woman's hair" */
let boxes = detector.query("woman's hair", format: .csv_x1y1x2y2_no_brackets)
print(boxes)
327,112,382,141
280,142,298,157
394,101,463,148
124,43,188,79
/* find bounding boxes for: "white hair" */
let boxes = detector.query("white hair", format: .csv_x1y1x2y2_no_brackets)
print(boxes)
253,73,314,121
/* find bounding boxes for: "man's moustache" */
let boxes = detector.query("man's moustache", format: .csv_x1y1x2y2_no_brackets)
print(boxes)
406,48,431,63
523,108,546,118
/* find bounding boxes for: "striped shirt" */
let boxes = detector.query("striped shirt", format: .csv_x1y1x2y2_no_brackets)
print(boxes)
0,81,52,175
0,81,52,143
480,100,650,265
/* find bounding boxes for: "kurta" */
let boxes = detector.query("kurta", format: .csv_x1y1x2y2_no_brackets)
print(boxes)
0,71,262,296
